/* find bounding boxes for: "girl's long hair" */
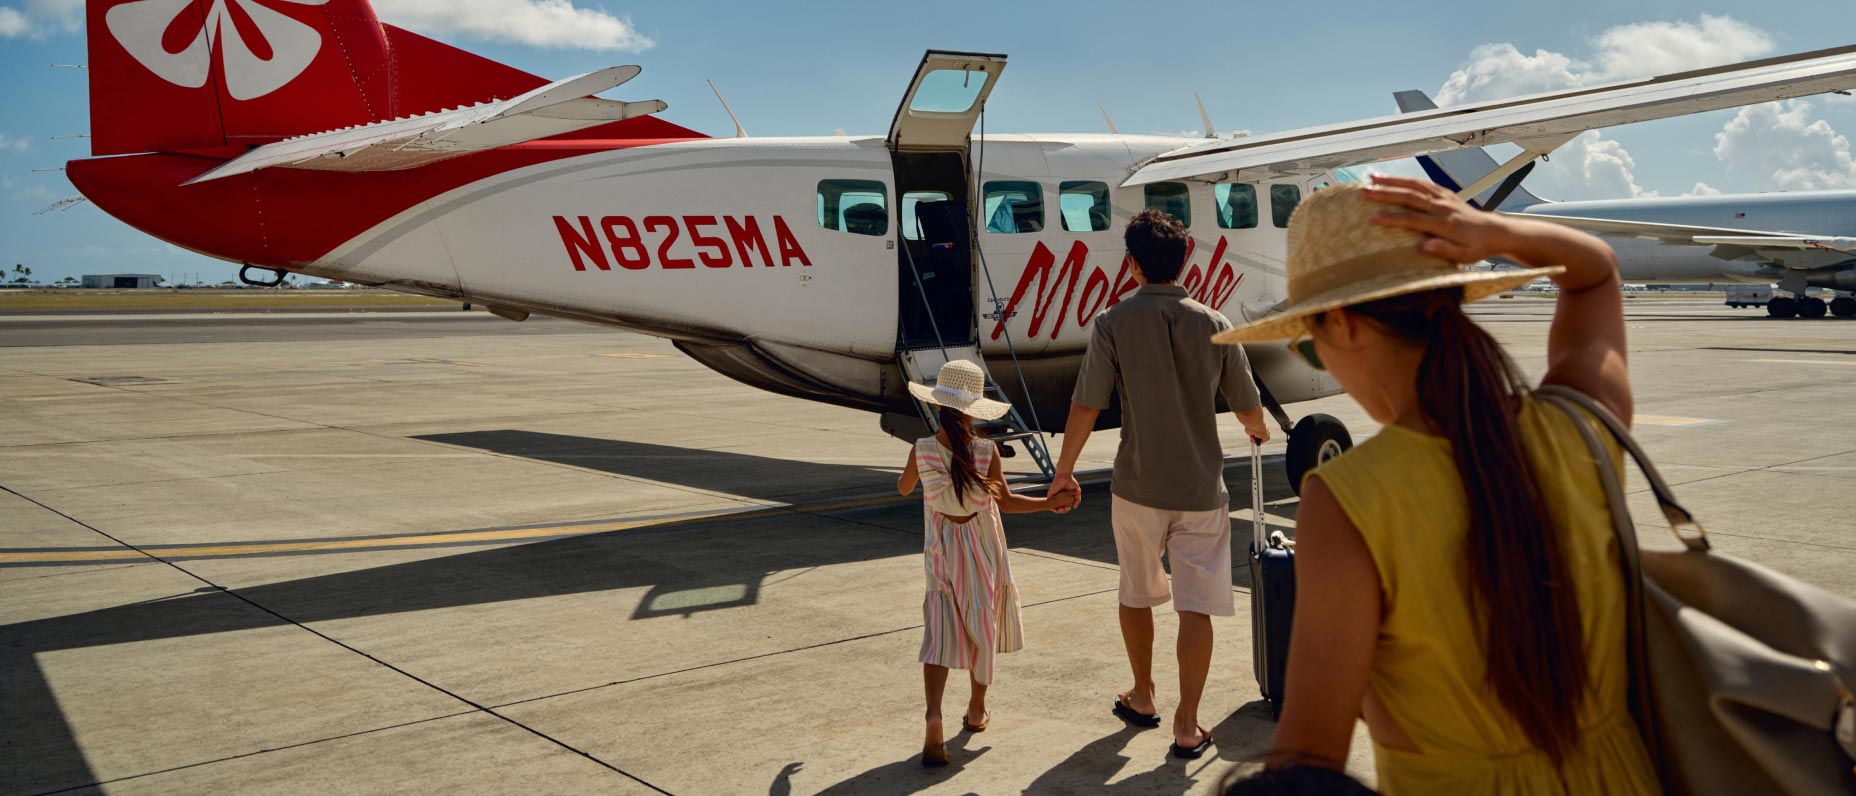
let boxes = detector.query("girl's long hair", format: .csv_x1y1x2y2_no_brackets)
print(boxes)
1325,287,1587,765
938,405,988,500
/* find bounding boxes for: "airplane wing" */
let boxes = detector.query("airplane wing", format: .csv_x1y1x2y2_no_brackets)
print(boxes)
1122,45,1856,187
184,67,666,185
1521,213,1856,267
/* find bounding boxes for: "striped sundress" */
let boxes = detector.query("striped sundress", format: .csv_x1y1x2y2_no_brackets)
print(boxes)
915,437,1024,685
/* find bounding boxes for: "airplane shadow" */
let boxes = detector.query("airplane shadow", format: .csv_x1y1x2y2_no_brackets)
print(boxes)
0,432,1296,794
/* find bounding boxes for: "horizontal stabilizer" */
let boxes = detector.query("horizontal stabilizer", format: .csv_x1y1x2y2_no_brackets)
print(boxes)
184,67,664,185
1125,45,1856,186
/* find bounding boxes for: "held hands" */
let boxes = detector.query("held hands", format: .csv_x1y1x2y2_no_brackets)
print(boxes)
1363,176,1518,264
1046,471,1083,514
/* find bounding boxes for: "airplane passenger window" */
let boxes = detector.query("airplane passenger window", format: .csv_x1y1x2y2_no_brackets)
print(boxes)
983,181,1043,234
1214,184,1257,229
817,179,889,236
1059,181,1111,232
1144,182,1191,226
1270,184,1302,228
902,191,952,241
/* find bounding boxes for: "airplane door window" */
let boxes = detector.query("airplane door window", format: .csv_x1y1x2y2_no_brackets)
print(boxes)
982,181,1044,233
1270,184,1302,228
902,191,953,240
1214,184,1258,229
817,179,889,236
1059,181,1112,232
1143,182,1192,227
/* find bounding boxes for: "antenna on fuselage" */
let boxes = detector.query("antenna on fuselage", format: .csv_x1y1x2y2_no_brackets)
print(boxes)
1099,104,1120,134
707,79,748,138
1194,93,1216,138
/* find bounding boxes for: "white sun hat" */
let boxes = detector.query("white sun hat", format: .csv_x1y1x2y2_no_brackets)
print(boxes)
908,359,1012,421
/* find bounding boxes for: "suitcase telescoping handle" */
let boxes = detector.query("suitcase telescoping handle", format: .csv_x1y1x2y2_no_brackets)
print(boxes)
1251,440,1267,551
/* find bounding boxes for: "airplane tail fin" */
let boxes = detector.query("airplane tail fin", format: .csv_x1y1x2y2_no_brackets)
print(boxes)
87,0,699,157
1392,89,1550,210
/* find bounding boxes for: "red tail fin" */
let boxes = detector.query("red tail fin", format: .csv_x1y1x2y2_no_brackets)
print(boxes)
87,0,700,157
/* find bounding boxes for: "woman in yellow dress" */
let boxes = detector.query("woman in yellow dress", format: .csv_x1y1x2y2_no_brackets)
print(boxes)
1215,178,1659,794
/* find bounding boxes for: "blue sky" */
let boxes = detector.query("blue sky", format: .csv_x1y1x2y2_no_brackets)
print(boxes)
4,0,1856,283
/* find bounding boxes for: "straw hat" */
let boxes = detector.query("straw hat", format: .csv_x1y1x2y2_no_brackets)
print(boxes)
909,359,1011,421
1211,182,1562,344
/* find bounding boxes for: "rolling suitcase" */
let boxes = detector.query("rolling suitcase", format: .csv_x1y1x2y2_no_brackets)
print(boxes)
1248,441,1297,719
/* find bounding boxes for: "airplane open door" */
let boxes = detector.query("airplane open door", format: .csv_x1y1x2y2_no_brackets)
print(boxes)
887,51,1006,152
888,51,1005,350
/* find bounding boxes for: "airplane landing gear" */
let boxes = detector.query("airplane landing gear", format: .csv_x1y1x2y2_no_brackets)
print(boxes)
1799,296,1828,318
1285,414,1353,495
1768,296,1798,318
1832,297,1856,318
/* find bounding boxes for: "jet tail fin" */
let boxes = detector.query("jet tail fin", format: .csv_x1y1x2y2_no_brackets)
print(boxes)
86,0,700,158
1393,89,1550,210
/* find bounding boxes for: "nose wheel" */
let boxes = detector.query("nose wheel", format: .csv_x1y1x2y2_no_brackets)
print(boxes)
1285,413,1353,496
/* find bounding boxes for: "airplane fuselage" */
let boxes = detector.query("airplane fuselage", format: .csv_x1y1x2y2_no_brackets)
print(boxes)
1521,190,1856,287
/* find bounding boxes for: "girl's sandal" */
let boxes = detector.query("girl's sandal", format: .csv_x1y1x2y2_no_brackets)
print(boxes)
921,742,950,768
962,710,991,733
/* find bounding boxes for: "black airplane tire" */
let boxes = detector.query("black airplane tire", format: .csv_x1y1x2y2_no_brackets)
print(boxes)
1768,297,1798,318
1286,414,1353,497
1832,297,1856,318
1800,297,1828,318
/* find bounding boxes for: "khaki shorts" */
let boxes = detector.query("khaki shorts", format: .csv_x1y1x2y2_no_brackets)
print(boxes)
1111,495,1236,617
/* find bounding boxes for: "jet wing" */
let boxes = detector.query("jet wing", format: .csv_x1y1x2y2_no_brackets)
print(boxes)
184,66,666,185
1122,45,1856,187
1521,213,1856,268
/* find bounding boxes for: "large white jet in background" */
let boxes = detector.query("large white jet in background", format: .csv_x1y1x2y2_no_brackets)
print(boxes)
64,0,1856,487
1398,88,1856,319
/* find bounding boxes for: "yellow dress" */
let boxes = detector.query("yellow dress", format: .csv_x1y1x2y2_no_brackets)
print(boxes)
1311,397,1660,795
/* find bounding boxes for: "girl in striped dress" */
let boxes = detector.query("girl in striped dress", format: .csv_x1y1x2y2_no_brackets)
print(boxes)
896,360,1074,767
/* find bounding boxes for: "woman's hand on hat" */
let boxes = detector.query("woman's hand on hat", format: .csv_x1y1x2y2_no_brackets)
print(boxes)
1361,176,1513,265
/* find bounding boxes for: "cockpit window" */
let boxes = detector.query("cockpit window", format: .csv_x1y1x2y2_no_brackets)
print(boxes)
1214,184,1257,229
1270,184,1303,228
1143,182,1191,227
1059,181,1111,232
817,179,888,236
983,181,1043,234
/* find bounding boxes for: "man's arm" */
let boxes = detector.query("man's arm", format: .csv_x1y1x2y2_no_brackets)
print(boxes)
1219,335,1271,443
1048,402,1097,511
1055,321,1116,508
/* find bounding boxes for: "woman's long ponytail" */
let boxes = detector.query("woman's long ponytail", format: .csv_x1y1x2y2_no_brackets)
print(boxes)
1341,287,1587,765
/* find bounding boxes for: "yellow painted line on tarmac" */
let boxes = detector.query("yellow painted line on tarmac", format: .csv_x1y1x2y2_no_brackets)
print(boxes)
1632,415,1721,428
1749,358,1856,367
0,469,1121,567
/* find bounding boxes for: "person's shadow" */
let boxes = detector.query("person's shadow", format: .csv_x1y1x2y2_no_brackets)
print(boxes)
1017,703,1280,794
800,731,992,795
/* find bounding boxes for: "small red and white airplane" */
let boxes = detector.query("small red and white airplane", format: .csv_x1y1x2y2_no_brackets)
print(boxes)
66,0,1856,486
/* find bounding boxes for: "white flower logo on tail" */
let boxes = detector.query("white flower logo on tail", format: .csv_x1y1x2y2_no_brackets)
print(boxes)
107,0,330,101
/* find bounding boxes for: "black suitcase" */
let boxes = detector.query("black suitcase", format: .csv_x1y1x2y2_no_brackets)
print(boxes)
1248,441,1297,719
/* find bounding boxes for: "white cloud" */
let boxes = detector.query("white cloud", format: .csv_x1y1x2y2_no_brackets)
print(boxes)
1432,15,1773,201
0,0,79,37
1436,15,1774,105
0,8,28,37
1712,100,1856,190
373,0,653,51
1526,131,1657,200
1686,182,1723,196
0,133,29,154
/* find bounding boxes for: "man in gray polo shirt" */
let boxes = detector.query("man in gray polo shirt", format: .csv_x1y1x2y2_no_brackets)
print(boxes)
1051,209,1269,756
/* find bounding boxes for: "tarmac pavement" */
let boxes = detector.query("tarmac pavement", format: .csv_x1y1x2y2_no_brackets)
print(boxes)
2,298,1851,794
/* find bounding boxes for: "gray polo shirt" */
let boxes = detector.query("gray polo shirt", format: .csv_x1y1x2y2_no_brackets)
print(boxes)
1072,284,1261,512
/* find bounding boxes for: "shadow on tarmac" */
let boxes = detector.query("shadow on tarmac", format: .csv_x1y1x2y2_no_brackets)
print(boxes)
0,435,1297,794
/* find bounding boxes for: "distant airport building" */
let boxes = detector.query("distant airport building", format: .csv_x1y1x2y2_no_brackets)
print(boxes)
80,273,163,289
